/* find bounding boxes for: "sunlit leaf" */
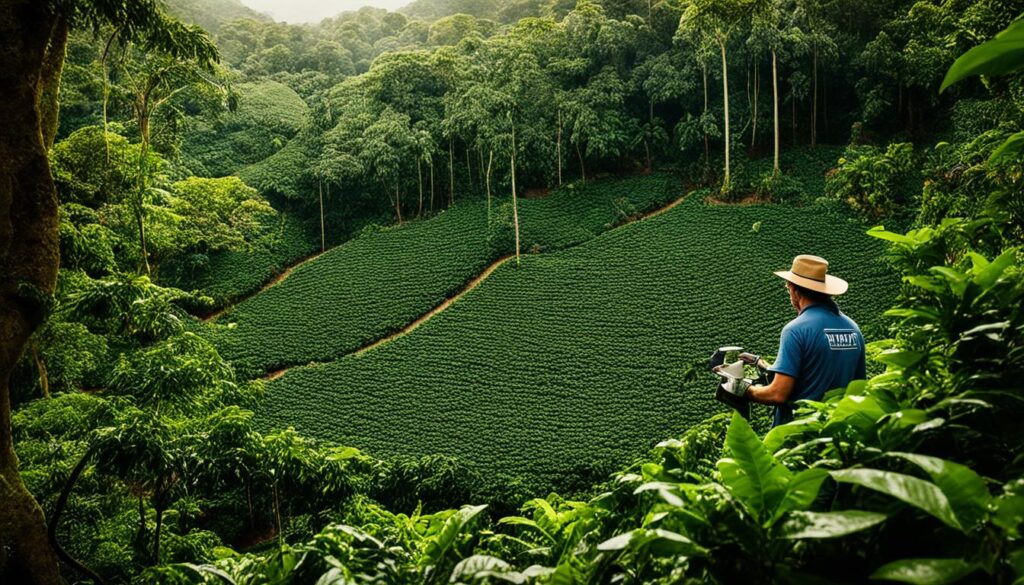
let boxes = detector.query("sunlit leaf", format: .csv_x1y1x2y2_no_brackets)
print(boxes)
870,558,979,584
780,510,887,539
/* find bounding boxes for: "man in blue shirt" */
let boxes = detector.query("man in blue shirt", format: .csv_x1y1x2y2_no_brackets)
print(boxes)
744,255,866,426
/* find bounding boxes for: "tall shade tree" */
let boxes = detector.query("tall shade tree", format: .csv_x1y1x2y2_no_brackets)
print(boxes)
679,0,752,191
749,0,791,174
0,1,215,582
113,48,221,274
793,0,837,147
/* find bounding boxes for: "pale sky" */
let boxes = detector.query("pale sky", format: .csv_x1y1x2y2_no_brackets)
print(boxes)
239,0,409,23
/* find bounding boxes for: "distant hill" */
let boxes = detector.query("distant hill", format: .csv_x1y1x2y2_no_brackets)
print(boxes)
165,0,270,32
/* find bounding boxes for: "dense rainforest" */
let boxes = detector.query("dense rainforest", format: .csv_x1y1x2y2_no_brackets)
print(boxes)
0,0,1022,583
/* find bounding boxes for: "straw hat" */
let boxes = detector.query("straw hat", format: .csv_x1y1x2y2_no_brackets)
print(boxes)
774,254,848,295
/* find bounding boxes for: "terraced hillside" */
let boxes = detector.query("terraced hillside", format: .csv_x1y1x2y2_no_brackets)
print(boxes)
255,195,898,494
205,174,680,377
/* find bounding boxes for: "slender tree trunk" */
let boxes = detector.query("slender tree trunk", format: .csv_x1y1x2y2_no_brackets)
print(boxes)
486,149,493,219
556,108,563,186
751,60,758,151
0,3,65,580
576,142,586,182
136,496,147,559
645,100,653,171
246,480,255,530
273,482,282,543
719,38,731,191
465,148,472,192
772,50,780,175
395,183,402,224
417,158,423,218
429,158,435,213
791,87,797,146
448,138,454,205
153,506,164,564
823,78,829,137
811,44,818,148
510,120,521,266
136,114,152,275
29,342,48,399
702,63,709,165
318,180,325,252
478,146,484,190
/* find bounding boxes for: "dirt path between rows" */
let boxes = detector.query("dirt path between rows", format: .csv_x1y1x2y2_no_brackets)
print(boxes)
354,254,516,357
202,249,329,323
260,192,689,382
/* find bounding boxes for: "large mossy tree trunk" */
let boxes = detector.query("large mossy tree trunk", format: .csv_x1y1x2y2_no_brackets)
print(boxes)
0,2,66,583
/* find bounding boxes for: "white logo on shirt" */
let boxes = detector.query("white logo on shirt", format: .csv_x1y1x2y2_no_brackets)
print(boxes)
824,329,859,350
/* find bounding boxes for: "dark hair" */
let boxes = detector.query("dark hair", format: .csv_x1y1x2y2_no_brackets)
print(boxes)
790,282,840,313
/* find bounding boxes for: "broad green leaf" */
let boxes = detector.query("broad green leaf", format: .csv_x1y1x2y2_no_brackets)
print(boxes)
421,504,487,566
597,528,705,557
875,350,926,370
717,413,792,518
830,394,889,425
870,558,978,584
780,510,887,539
867,226,915,244
498,517,555,543
929,266,968,296
941,19,1024,91
903,275,946,294
888,453,990,529
883,308,941,324
764,417,819,453
989,130,1024,164
830,469,962,530
449,555,525,584
973,249,1017,289
771,468,830,524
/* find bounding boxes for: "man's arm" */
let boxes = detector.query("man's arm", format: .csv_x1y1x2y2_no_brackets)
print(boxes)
746,372,797,406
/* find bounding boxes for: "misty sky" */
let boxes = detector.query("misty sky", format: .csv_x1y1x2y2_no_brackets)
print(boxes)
239,0,409,23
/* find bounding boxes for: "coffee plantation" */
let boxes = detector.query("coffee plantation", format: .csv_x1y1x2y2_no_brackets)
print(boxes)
203,173,680,377
4,1,1021,583
256,194,898,493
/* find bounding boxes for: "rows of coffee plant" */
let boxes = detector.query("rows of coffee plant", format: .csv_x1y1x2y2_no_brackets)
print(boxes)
204,173,680,377
180,80,309,178
256,195,898,494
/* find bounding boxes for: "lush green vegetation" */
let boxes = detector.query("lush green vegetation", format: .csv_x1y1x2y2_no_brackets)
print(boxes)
180,80,309,178
206,173,679,377
259,195,897,494
1,0,1021,583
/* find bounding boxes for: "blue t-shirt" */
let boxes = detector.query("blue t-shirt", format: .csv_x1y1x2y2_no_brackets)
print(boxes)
769,303,866,426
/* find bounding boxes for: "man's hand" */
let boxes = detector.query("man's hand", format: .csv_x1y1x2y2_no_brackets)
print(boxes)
746,372,796,406
723,377,752,397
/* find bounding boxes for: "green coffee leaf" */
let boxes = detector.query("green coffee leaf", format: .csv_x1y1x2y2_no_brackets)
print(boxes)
870,558,978,584
780,510,887,539
830,469,962,530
